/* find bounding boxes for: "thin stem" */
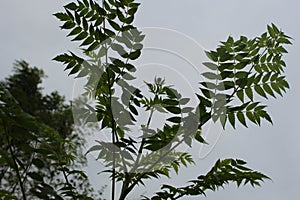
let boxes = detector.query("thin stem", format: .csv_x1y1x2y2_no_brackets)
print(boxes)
3,120,27,200
123,134,188,197
18,141,38,194
229,48,268,100
102,1,116,198
210,59,220,115
11,153,34,194
133,107,155,170
62,169,70,185
119,106,155,200
111,125,116,200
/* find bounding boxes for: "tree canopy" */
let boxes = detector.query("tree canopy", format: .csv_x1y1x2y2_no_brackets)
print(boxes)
0,61,98,199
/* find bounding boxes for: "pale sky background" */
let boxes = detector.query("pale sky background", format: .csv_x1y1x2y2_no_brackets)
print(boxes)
1,0,300,199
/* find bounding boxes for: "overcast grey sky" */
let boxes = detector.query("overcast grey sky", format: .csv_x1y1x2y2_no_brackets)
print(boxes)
1,0,300,199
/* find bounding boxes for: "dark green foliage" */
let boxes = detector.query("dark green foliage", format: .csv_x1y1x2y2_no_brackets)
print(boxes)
199,24,291,129
0,61,98,199
53,0,292,199
146,159,270,199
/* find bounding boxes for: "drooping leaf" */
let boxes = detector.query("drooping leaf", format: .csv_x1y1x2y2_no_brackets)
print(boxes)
202,72,218,80
237,90,244,102
64,2,78,11
164,106,181,114
67,27,83,36
72,31,88,41
237,111,247,127
167,117,181,123
246,111,257,124
179,98,190,105
195,130,208,144
129,105,138,115
203,62,218,71
263,84,275,98
228,112,235,129
128,50,141,60
245,87,253,101
205,51,218,62
53,13,70,21
254,85,267,99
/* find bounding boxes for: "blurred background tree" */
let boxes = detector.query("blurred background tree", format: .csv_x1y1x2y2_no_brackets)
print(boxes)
0,60,100,199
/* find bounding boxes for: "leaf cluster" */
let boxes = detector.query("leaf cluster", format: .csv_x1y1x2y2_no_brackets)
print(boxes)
0,62,98,199
199,23,291,129
53,0,292,199
145,159,270,199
